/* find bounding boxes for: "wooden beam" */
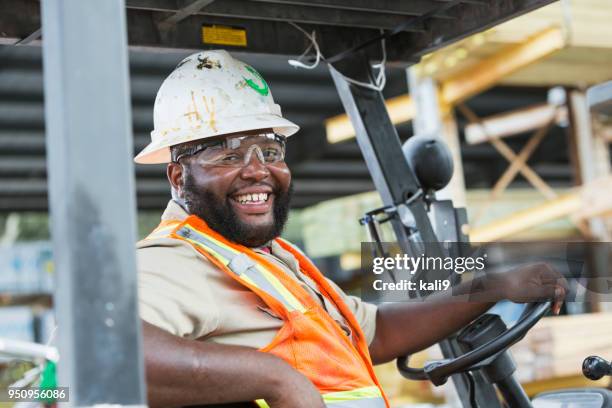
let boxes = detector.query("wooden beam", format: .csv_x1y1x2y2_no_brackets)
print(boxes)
326,94,415,144
440,27,565,104
488,127,557,200
469,176,612,242
457,102,557,202
575,177,612,220
326,27,565,143
441,111,467,207
465,103,568,145
593,123,612,143
471,120,557,225
569,90,612,240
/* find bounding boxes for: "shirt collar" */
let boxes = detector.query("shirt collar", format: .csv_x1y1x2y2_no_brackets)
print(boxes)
161,199,190,222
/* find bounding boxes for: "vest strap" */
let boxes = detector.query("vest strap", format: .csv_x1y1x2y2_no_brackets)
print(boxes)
228,253,257,275
175,224,305,313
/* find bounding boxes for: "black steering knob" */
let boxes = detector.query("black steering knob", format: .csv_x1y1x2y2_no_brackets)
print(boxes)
582,355,612,380
402,135,454,192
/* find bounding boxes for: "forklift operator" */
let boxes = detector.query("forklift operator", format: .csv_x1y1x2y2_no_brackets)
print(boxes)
134,50,567,408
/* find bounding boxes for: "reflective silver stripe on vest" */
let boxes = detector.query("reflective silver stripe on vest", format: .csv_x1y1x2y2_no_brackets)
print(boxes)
176,226,300,311
326,397,386,408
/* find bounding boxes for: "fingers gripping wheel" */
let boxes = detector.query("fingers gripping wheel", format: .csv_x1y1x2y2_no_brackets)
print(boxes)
397,302,551,386
402,135,454,192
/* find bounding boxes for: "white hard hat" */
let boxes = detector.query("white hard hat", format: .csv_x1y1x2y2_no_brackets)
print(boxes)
134,50,299,164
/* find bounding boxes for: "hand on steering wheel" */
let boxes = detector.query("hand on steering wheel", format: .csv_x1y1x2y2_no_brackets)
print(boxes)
491,263,567,315
397,301,551,385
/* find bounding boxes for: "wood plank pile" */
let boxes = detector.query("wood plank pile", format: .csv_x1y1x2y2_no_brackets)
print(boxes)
510,313,612,382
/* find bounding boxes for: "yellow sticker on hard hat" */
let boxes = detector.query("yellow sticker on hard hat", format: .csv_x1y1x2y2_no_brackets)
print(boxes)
243,66,269,96
201,25,247,47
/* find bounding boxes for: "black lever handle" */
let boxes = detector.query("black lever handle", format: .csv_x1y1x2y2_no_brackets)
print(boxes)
582,356,612,380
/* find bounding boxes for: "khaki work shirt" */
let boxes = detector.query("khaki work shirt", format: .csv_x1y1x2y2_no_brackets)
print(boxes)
137,200,378,349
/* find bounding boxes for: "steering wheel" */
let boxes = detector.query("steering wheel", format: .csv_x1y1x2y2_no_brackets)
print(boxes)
397,301,551,386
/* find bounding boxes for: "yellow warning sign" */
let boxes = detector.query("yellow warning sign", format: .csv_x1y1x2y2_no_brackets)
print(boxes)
202,25,247,47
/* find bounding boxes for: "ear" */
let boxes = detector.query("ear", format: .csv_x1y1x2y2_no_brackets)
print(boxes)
167,162,185,198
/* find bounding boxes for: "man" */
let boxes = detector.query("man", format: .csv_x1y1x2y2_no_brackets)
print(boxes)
135,50,567,408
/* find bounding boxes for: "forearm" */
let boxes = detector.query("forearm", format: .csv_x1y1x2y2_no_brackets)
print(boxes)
369,277,501,364
142,321,289,408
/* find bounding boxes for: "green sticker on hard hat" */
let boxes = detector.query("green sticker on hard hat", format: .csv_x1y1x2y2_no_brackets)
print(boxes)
243,65,269,96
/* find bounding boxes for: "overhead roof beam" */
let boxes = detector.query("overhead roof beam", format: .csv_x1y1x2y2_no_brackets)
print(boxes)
5,0,541,63
128,0,428,31
157,0,216,29
389,0,557,59
240,0,455,17
13,27,41,45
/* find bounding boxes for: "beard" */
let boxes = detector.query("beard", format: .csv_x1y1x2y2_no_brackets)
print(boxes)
182,172,293,248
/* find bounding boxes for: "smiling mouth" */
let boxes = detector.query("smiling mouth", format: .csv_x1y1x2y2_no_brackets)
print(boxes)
231,192,272,205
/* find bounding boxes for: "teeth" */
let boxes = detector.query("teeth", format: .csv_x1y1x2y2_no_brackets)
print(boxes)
236,193,268,204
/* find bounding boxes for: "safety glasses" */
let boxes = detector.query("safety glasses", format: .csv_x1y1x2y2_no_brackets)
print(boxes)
172,133,286,167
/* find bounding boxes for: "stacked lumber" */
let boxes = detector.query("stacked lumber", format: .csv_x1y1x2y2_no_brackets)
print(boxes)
510,313,612,382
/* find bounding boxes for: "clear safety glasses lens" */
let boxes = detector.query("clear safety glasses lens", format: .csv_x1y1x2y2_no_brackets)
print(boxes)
191,134,286,167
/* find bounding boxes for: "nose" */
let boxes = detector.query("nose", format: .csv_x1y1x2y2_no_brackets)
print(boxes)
239,151,270,181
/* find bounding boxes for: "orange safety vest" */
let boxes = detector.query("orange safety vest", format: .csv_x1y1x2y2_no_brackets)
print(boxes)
146,215,389,408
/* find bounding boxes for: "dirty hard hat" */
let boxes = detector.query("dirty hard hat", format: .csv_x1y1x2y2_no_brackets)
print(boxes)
134,50,299,164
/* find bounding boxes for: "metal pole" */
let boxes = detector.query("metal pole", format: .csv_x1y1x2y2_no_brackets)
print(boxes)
41,1,146,406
